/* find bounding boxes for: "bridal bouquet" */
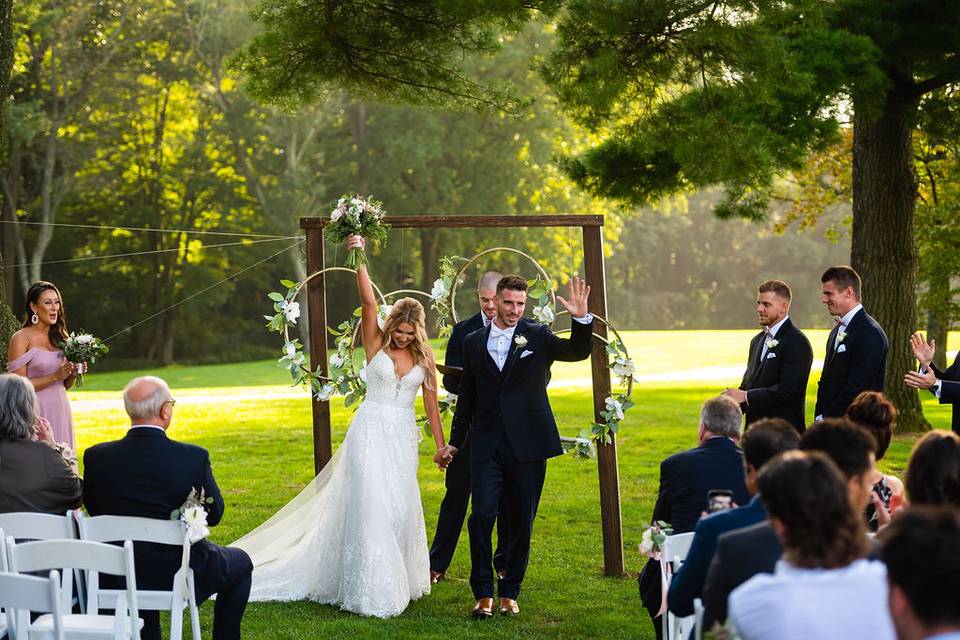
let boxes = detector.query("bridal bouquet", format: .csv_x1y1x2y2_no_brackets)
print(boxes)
327,194,389,268
61,331,108,387
171,487,214,543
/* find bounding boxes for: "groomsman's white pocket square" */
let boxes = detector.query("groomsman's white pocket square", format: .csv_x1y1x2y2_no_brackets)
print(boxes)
837,344,847,353
520,350,534,359
766,352,777,360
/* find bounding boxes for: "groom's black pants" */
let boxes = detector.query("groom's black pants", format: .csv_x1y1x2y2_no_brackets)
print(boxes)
429,441,507,573
468,438,546,600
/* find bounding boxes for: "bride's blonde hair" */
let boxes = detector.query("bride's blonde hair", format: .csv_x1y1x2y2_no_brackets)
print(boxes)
382,297,433,389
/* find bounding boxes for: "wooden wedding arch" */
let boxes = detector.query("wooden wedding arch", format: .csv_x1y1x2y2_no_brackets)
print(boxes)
300,214,625,576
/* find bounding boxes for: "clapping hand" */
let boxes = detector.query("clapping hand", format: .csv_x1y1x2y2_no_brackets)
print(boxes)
910,332,935,368
556,276,591,318
54,358,74,381
904,368,937,390
34,416,56,445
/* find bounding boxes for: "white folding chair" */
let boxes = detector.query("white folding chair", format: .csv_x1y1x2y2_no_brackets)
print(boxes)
693,597,704,640
0,513,83,614
661,532,696,640
75,514,201,640
5,537,142,640
0,570,65,640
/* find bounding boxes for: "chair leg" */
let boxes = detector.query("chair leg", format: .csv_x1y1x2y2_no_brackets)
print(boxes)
169,603,183,640
186,574,202,640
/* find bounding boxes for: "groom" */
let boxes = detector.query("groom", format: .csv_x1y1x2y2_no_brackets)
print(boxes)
445,274,594,618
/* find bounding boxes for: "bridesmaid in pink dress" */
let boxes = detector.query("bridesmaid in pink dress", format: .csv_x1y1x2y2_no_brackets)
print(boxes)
7,281,80,453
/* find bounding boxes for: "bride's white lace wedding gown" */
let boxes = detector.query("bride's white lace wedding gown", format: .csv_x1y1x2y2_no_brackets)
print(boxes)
232,350,430,617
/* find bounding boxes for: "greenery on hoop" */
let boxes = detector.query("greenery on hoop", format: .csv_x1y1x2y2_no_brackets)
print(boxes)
430,255,463,339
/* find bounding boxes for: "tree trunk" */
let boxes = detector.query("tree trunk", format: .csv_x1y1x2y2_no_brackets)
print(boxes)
926,271,950,371
0,0,19,366
852,86,929,432
1,139,21,305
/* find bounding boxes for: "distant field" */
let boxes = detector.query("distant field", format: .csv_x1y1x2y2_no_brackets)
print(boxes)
69,330,949,639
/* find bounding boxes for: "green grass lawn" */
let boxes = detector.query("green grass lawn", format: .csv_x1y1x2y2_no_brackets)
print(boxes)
70,330,949,639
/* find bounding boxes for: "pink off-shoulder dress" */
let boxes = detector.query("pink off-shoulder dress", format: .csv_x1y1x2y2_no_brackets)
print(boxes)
7,348,75,452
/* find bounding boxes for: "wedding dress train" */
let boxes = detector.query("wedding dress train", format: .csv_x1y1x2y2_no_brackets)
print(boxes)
233,350,430,618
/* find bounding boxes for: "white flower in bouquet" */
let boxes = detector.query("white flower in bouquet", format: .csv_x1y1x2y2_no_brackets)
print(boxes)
315,384,335,402
279,300,300,323
330,353,345,368
430,279,448,301
532,305,555,323
605,396,625,421
326,193,390,268
182,505,210,543
61,331,108,388
74,334,94,345
612,356,636,379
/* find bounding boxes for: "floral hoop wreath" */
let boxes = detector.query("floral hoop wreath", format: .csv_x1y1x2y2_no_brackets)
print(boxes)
429,252,636,460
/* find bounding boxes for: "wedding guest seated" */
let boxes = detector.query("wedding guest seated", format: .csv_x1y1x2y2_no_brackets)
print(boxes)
880,507,960,640
702,417,877,628
668,418,799,617
0,373,81,514
903,430,960,507
846,391,904,529
83,376,252,640
728,451,895,640
638,395,750,638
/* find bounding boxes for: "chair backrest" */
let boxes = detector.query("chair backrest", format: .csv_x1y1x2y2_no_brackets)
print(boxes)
662,532,696,567
0,512,75,541
0,570,64,640
6,536,141,638
76,513,187,547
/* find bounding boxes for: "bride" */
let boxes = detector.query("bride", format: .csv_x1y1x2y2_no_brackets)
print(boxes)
233,235,448,618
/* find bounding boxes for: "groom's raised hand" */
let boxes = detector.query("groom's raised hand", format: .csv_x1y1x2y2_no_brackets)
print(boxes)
556,276,591,318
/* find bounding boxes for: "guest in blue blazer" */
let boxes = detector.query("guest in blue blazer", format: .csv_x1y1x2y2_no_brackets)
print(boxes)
83,376,252,640
637,395,751,639
667,418,800,617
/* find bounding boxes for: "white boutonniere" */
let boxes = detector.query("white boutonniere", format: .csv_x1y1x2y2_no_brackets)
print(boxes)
514,334,528,348
837,331,847,343
764,338,779,350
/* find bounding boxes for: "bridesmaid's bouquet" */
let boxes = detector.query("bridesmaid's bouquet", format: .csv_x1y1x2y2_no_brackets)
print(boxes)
326,193,389,268
61,331,108,387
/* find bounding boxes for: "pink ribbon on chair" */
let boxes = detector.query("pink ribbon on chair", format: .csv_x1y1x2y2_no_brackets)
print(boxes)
657,552,673,618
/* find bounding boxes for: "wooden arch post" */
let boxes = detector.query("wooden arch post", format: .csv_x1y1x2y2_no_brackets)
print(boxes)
300,214,625,576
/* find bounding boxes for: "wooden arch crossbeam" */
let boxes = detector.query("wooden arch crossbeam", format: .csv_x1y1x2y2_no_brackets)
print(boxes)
299,214,625,575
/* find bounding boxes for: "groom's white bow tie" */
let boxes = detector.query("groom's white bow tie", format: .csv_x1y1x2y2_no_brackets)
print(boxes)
489,324,514,339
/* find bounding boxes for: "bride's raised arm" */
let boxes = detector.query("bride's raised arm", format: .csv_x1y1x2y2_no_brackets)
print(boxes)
349,235,382,362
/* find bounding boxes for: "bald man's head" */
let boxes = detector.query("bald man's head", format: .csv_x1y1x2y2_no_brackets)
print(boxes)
478,271,503,320
123,376,174,427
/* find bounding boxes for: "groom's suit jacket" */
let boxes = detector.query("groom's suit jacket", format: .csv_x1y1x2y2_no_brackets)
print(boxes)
815,307,888,418
932,354,960,434
737,318,813,432
449,316,593,463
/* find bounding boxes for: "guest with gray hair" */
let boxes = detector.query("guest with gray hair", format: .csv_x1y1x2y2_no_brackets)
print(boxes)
0,373,81,514
83,376,252,640
638,395,750,639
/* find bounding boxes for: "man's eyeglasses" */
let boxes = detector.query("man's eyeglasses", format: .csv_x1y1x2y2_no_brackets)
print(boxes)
163,398,177,407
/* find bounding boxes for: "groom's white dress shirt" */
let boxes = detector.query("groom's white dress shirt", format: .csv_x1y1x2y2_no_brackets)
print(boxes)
486,314,593,371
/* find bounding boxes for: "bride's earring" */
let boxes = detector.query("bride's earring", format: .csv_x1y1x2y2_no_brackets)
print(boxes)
31,313,38,324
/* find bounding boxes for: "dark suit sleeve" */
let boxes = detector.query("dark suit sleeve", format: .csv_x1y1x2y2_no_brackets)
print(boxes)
81,448,102,515
442,322,466,395
822,327,887,417
737,335,759,393
542,317,593,362
449,338,476,450
702,536,735,629
201,451,225,526
940,379,960,404
745,334,813,414
667,518,714,617
651,458,673,525
41,444,82,511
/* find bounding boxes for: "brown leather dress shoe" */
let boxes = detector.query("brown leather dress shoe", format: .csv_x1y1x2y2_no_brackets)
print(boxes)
471,597,495,619
430,570,445,584
498,597,520,616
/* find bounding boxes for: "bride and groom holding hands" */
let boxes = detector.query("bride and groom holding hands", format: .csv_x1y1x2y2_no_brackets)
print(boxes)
234,235,595,619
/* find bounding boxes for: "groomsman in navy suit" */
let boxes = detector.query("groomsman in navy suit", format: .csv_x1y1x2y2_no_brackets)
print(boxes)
445,274,593,618
815,265,889,419
724,280,813,433
428,270,506,583
906,332,960,434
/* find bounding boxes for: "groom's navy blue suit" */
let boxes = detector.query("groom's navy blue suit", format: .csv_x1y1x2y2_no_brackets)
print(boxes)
450,316,593,600
429,312,506,574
